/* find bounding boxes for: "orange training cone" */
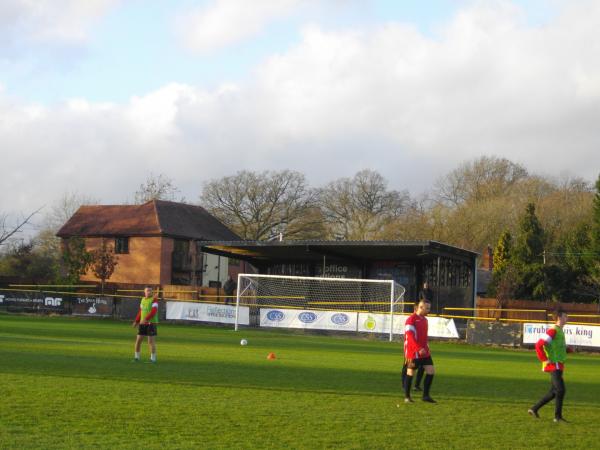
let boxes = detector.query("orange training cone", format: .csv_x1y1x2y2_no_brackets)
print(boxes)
267,352,276,360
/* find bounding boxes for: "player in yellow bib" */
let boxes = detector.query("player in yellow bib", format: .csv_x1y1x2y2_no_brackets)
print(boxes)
132,286,159,363
528,309,572,422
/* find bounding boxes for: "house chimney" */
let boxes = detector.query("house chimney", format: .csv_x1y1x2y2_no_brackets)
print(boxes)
482,245,494,271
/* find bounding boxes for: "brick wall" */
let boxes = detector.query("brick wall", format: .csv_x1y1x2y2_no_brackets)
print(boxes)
80,237,164,285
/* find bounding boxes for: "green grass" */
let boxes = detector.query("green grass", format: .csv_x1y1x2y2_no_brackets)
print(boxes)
1,314,599,449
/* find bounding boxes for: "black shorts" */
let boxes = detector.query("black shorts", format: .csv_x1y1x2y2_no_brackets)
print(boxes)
138,323,157,336
406,356,433,369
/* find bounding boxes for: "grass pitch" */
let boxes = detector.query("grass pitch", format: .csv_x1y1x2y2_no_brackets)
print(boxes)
1,314,599,449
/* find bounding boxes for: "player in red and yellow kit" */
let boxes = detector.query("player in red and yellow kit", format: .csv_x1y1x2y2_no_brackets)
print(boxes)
132,286,159,363
403,299,436,403
528,309,571,422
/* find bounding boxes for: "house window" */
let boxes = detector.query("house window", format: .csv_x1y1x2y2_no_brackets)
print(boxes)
115,237,129,254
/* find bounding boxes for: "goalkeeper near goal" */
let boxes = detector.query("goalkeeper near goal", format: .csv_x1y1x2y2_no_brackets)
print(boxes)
403,299,436,403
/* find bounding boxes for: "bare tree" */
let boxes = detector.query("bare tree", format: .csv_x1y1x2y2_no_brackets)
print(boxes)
318,169,412,240
0,208,42,246
433,156,529,206
134,173,182,204
200,170,319,240
44,191,99,231
20,192,100,280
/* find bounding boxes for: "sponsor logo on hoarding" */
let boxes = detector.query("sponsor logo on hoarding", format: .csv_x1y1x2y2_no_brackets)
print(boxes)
364,316,376,330
207,306,235,319
44,297,62,307
186,308,200,319
331,313,349,325
576,328,593,338
77,297,108,305
0,295,4,303
267,310,285,321
1,297,43,304
167,301,249,325
525,324,549,334
298,312,317,323
525,324,593,339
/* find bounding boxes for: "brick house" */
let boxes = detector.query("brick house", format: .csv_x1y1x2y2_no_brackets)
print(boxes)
56,200,240,286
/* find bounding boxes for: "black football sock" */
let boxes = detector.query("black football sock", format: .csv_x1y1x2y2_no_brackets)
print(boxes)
423,374,434,397
401,364,407,387
404,375,413,398
415,367,425,388
555,392,565,419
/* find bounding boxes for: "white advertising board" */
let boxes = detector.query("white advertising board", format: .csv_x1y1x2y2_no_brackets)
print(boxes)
260,308,358,331
167,302,249,325
427,316,460,339
523,323,600,348
357,313,459,338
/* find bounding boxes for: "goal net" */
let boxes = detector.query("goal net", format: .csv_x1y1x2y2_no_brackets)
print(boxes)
235,274,406,341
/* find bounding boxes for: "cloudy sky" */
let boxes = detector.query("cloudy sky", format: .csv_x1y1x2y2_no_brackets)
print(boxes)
1,0,599,224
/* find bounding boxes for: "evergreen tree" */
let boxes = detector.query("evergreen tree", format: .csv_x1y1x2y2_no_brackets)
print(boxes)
544,222,592,301
563,222,593,275
493,230,512,274
511,203,546,300
592,174,600,270
583,173,600,301
513,203,544,265
487,229,513,298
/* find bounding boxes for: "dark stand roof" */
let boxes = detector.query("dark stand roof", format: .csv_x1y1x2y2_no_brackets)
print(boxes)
57,200,240,241
199,240,478,265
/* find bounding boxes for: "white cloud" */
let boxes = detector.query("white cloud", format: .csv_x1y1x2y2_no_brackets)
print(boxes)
1,1,600,221
0,0,119,49
245,1,600,176
175,0,303,53
124,83,200,139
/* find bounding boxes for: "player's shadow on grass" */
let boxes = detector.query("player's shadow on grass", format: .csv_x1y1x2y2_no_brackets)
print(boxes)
1,348,598,407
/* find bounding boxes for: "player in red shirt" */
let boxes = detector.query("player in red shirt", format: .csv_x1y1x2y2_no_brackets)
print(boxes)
528,309,571,422
403,299,436,403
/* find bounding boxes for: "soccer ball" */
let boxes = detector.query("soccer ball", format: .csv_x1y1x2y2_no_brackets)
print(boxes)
240,339,248,346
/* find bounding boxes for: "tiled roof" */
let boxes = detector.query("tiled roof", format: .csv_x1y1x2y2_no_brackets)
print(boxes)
56,200,240,241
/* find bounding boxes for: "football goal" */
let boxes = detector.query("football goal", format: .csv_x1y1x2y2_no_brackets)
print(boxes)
235,273,406,341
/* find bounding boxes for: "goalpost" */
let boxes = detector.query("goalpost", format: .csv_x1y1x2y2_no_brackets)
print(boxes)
235,273,406,341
